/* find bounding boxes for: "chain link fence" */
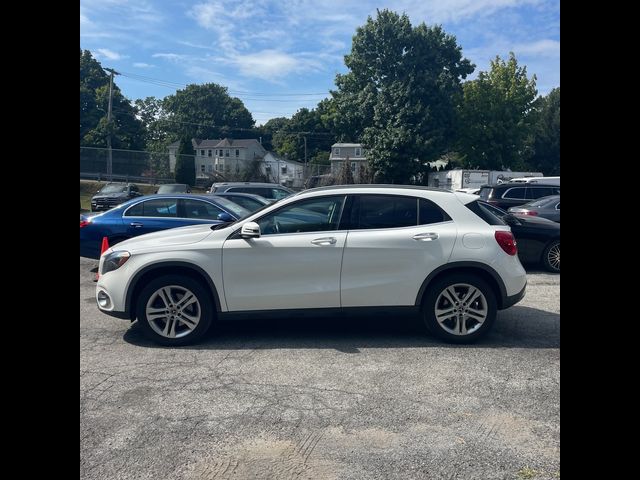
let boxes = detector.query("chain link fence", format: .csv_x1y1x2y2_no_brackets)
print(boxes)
80,146,176,184
81,146,339,188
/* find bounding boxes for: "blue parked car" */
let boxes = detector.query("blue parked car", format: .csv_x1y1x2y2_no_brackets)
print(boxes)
80,194,250,259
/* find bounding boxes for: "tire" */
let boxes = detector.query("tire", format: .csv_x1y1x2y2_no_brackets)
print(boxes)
542,240,560,273
135,275,214,346
422,273,497,344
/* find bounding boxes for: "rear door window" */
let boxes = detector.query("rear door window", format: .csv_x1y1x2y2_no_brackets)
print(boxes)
419,198,451,225
179,199,224,219
526,187,554,199
502,187,527,200
348,195,418,229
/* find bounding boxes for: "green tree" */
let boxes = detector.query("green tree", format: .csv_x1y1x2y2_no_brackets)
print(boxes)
162,83,255,140
80,49,145,150
458,53,538,170
529,87,560,175
328,10,474,183
175,138,195,186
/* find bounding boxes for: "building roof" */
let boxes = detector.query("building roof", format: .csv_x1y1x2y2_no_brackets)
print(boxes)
192,138,223,148
332,143,363,148
191,138,267,150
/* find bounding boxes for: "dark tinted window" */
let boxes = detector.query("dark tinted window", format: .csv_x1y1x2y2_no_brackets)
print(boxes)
349,195,418,229
125,199,177,217
465,201,506,225
419,198,451,224
130,185,140,192
502,187,527,199
526,186,554,199
257,196,345,234
228,187,270,198
180,199,223,219
125,201,144,216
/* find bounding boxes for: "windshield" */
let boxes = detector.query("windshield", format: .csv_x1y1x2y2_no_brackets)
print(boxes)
157,184,186,193
99,184,127,194
478,187,491,200
211,196,251,219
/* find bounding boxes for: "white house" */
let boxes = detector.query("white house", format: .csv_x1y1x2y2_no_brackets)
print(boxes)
330,143,368,177
261,152,305,189
192,138,268,176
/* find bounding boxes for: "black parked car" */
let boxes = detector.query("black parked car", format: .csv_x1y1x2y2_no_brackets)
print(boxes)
472,201,560,273
478,183,560,210
91,183,143,212
208,182,294,200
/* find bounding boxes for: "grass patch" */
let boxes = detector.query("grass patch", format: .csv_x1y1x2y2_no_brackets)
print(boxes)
517,466,539,479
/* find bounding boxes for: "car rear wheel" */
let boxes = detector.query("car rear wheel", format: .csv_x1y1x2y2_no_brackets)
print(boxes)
422,274,497,343
136,275,213,346
542,240,560,273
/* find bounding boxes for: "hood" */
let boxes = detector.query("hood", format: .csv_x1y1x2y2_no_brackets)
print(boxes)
113,224,215,252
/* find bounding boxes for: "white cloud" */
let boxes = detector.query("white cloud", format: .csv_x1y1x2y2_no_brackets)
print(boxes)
219,50,323,82
133,62,155,68
152,53,186,61
511,39,559,57
96,48,126,60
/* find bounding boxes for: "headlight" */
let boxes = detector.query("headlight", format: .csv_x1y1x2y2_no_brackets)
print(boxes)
101,251,131,275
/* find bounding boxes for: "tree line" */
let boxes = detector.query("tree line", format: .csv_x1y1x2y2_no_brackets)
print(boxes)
80,9,559,184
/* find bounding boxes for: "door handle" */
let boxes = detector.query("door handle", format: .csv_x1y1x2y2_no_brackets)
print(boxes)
130,222,144,228
311,237,337,246
413,232,438,241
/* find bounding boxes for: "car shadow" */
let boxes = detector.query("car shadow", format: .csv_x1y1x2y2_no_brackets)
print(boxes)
123,305,559,352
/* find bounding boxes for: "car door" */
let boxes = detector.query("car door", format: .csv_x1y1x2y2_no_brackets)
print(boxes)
123,197,186,236
222,195,347,311
340,194,457,307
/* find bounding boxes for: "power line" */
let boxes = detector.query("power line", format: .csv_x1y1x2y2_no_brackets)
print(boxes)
118,71,329,97
105,104,335,137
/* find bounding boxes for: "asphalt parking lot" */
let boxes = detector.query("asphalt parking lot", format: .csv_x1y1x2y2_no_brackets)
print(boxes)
80,257,559,480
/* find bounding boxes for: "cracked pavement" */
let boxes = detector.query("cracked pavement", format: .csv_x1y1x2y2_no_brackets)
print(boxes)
80,257,559,479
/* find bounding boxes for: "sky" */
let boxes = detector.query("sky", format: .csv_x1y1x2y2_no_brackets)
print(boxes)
80,0,560,126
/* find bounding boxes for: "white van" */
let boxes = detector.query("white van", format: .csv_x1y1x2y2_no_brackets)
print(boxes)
509,176,560,186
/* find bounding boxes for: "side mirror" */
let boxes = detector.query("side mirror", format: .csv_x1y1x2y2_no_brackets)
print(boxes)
240,221,260,238
154,190,158,194
217,212,234,223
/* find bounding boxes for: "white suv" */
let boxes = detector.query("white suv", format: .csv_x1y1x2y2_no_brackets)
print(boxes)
96,185,526,345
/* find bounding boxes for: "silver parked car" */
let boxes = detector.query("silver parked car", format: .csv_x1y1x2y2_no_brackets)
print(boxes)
508,195,560,223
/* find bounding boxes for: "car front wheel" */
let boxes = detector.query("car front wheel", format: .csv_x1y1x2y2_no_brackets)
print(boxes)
542,240,560,273
136,275,213,346
422,274,497,343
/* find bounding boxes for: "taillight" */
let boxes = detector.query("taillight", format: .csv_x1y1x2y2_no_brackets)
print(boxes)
495,231,517,256
80,220,90,228
523,210,538,216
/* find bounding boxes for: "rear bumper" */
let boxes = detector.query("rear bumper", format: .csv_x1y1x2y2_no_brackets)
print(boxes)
502,282,526,309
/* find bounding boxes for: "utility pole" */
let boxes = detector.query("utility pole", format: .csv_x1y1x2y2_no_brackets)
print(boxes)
104,68,120,180
303,136,308,182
